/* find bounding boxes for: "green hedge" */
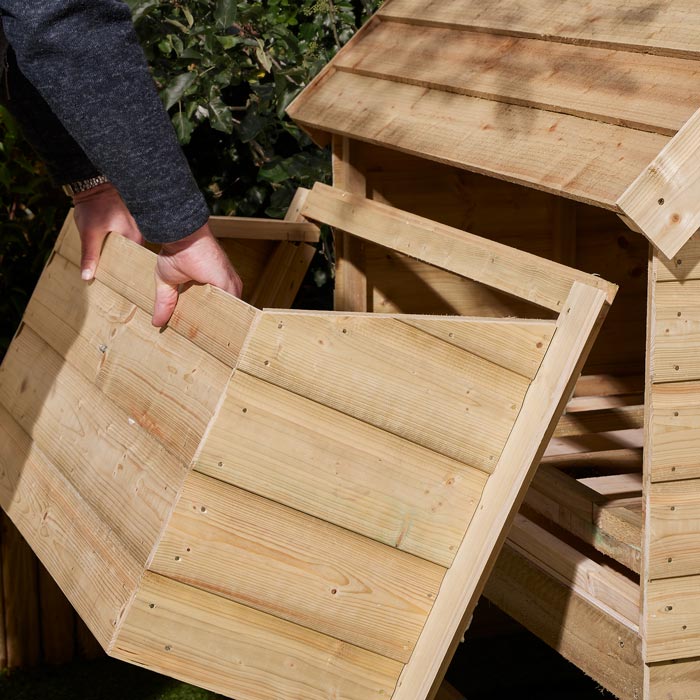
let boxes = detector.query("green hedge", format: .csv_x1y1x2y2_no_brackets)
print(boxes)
0,0,381,358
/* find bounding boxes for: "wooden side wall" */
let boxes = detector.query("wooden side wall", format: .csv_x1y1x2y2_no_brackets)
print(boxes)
644,234,700,693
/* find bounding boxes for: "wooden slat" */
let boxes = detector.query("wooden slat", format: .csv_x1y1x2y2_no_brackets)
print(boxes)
541,447,642,471
651,381,700,482
113,572,402,700
335,21,699,136
302,183,617,312
618,108,700,259
248,242,315,309
288,72,667,213
574,373,644,397
23,253,231,464
0,404,141,651
209,216,320,242
647,656,700,699
196,371,486,568
545,428,643,458
391,282,609,700
554,405,644,437
647,575,700,663
486,542,643,700
57,217,258,368
399,318,554,380
649,480,700,580
656,231,700,282
0,326,187,565
239,311,529,471
379,0,700,59
152,471,444,663
653,281,700,382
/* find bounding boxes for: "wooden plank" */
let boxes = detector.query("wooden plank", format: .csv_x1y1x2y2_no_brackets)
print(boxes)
209,216,320,242
23,253,231,465
302,183,617,312
580,472,643,497
574,373,644,397
0,326,188,565
113,572,402,700
647,575,700,663
647,656,700,699
657,231,700,282
648,479,700,580
288,72,668,213
239,311,530,471
651,381,700,482
554,404,644,437
0,404,141,651
545,428,643,458
335,21,699,136
1,515,40,668
485,543,644,700
541,447,642,471
39,563,75,665
196,371,487,568
57,218,258,368
619,108,700,259
332,136,368,312
391,283,609,700
152,471,444,663
248,242,316,309
508,514,640,627
379,0,700,59
400,318,554,380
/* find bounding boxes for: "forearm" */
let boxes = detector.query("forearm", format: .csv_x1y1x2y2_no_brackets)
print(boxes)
0,0,208,243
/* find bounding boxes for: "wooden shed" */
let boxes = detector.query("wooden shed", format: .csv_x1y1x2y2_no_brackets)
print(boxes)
286,1,700,698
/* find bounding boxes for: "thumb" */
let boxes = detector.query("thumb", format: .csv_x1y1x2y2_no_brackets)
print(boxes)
152,273,180,328
80,229,108,281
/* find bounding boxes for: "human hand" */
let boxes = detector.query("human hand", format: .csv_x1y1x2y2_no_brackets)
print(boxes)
72,182,144,280
152,222,243,327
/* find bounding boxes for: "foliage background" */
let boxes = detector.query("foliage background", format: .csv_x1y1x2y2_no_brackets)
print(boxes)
0,0,381,358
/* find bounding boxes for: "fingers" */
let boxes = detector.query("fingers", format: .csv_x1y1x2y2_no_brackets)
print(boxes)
152,273,180,328
79,228,107,281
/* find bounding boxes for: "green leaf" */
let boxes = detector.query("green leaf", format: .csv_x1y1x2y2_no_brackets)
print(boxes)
160,72,196,111
172,112,195,144
214,0,238,29
255,40,273,73
207,97,233,134
216,35,242,50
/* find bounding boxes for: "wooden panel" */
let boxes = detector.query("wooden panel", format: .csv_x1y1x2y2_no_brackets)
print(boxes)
239,311,529,471
114,572,402,700
39,563,76,665
392,283,609,700
399,318,554,380
196,372,486,568
657,232,700,282
58,217,258,368
152,471,444,663
379,0,700,59
653,281,700,382
651,381,700,482
647,656,700,699
647,575,700,663
619,108,700,259
302,184,617,312
0,404,141,650
0,326,187,565
485,543,644,700
216,238,277,303
288,72,668,212
209,216,320,242
23,253,231,464
335,21,700,136
649,480,700,580
554,405,644,437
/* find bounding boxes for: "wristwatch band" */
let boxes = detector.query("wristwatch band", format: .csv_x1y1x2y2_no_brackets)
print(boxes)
62,175,109,197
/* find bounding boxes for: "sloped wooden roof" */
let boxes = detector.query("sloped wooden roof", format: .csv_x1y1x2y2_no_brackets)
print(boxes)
287,0,700,258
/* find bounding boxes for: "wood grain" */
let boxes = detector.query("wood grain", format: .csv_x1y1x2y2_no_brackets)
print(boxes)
196,371,486,568
114,572,402,700
209,216,320,242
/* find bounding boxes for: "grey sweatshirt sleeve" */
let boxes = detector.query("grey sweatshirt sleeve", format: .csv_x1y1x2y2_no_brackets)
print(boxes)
0,0,209,244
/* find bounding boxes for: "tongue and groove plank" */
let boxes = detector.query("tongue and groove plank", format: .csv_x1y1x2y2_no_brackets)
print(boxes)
301,184,617,312
22,253,231,465
289,74,667,213
379,0,700,59
114,572,402,700
151,471,444,663
0,405,140,651
196,372,487,568
0,326,187,566
57,216,258,369
238,311,529,471
334,21,700,136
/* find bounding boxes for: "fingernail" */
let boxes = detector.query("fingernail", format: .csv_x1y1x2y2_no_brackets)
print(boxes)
81,268,93,281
